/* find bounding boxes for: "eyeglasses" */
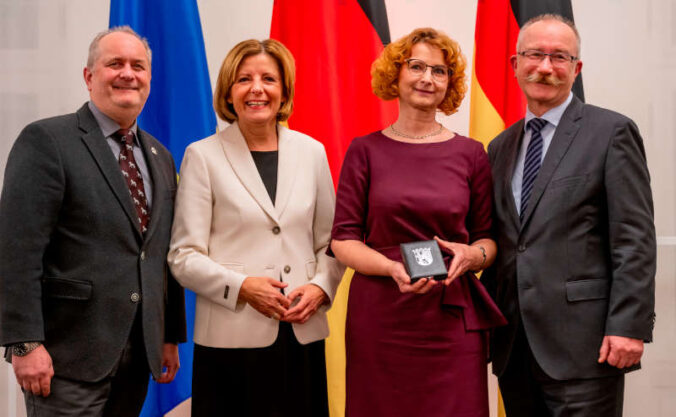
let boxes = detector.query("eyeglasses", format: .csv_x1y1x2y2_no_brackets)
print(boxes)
404,59,451,82
517,50,578,65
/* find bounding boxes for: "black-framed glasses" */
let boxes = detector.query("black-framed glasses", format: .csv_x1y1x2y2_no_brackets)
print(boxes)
517,50,578,65
405,59,451,82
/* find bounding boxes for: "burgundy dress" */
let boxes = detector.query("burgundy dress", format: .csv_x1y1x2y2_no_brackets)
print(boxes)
331,131,506,417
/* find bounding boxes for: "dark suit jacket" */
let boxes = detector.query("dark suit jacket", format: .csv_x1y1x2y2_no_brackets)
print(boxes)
483,96,656,381
0,104,186,382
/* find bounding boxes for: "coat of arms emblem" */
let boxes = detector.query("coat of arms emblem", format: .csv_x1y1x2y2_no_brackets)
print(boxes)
412,247,433,266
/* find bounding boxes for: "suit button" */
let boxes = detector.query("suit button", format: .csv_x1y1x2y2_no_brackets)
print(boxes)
272,226,281,235
518,244,526,252
130,292,141,303
283,265,291,273
140,251,146,260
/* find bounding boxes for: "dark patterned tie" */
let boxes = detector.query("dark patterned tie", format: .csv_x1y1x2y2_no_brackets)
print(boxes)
115,129,150,234
520,118,547,221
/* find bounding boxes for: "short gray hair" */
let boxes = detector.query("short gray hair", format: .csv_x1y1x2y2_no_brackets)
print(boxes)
87,26,152,70
517,14,581,58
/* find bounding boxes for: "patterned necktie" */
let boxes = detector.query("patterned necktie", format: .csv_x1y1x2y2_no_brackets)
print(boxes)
520,117,547,221
115,129,150,234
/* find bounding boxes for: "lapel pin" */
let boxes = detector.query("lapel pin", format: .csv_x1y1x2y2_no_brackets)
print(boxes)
151,146,157,155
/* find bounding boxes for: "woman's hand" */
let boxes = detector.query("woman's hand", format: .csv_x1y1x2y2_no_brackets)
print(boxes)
239,276,290,319
331,239,436,294
388,261,437,294
434,236,484,285
283,284,328,324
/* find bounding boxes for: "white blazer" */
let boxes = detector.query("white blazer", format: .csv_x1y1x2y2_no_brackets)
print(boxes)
168,122,344,348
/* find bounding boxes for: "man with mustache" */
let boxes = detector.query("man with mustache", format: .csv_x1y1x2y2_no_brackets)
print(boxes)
0,26,186,416
483,14,655,416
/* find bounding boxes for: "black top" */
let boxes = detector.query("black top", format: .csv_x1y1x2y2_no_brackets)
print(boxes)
250,151,278,205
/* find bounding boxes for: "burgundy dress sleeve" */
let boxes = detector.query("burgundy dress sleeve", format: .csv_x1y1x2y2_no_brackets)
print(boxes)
465,142,493,243
330,138,369,243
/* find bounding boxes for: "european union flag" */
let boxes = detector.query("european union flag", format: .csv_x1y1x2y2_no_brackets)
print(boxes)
109,0,216,414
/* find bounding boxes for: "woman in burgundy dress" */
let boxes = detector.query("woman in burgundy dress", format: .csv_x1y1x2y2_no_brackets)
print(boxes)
330,28,506,417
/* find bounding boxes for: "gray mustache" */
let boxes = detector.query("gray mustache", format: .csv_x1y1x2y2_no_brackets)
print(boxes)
525,72,565,86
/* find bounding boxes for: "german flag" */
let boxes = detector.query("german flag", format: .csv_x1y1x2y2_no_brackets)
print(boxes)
470,0,584,148
270,0,397,186
270,2,397,416
470,2,583,415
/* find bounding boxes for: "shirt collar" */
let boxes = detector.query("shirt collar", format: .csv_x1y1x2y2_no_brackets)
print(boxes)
88,101,139,143
525,92,573,129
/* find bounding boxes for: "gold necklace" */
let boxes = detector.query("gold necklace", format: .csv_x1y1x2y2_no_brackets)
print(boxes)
390,122,444,139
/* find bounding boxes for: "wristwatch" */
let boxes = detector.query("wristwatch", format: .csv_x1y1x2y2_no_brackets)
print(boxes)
11,342,42,357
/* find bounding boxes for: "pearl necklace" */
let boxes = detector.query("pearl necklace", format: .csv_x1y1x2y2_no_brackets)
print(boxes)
389,122,444,139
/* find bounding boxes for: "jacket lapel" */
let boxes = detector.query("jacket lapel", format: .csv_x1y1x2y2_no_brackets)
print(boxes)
78,105,143,240
503,121,524,229
274,126,299,218
519,97,583,228
219,122,279,223
137,130,167,240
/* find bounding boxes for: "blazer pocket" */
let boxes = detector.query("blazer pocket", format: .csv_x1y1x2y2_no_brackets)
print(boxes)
305,260,317,279
43,277,93,301
566,279,609,302
549,175,586,189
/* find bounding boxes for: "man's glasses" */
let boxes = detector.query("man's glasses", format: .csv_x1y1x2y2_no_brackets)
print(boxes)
517,50,578,65
405,59,451,82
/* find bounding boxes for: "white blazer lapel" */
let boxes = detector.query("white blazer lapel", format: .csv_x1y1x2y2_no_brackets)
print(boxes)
274,125,299,218
219,122,279,223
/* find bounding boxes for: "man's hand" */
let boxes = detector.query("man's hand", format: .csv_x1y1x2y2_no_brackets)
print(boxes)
155,343,180,383
598,335,644,369
12,345,54,397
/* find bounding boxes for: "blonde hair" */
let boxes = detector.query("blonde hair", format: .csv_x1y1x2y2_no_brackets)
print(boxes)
371,28,467,115
214,39,295,123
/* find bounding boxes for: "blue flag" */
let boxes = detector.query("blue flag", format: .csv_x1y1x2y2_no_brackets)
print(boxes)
109,0,216,415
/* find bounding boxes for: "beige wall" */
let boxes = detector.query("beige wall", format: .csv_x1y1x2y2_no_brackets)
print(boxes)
1,1,674,416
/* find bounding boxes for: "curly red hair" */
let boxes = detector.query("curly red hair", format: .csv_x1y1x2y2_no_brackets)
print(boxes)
371,28,467,115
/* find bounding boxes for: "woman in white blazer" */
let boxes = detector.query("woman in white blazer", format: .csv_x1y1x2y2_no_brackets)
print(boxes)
168,39,344,417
